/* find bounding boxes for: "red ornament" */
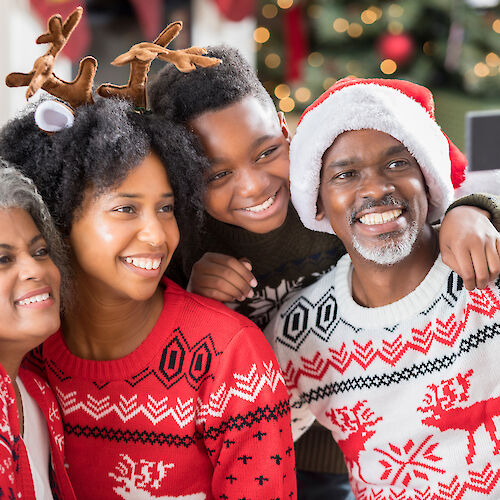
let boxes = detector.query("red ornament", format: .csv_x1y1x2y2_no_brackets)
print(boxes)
212,0,256,22
376,32,415,66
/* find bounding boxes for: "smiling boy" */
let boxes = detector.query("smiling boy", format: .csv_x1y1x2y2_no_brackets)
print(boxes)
266,77,500,499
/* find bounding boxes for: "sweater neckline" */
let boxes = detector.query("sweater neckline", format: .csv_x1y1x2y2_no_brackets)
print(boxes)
43,281,179,381
334,253,451,328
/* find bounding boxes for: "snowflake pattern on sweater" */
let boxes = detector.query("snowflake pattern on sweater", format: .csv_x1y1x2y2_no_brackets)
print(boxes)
0,363,75,499
265,254,500,500
30,279,296,500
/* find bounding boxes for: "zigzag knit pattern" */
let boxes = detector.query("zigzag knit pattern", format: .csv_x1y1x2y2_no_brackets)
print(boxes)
266,254,500,500
41,280,296,500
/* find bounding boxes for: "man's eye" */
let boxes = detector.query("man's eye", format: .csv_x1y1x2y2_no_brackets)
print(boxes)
256,146,278,161
334,171,355,180
114,206,135,214
207,170,231,183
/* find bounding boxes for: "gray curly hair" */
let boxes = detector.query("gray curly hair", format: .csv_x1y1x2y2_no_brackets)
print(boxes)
0,160,68,294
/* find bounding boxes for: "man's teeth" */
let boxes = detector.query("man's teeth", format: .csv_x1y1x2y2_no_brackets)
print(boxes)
244,194,276,213
17,293,50,306
125,257,161,270
359,209,402,225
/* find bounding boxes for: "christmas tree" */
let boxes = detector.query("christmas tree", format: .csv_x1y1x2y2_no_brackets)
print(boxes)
256,0,500,147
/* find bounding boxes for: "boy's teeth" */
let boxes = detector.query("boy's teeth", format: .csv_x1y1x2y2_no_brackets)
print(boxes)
244,194,276,213
359,209,402,225
125,257,161,270
17,292,50,305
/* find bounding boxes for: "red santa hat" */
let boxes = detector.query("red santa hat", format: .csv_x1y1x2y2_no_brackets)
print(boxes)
290,77,467,234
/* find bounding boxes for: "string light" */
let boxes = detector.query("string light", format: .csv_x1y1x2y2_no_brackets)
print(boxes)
474,62,489,77
274,83,291,99
486,52,500,66
380,59,397,74
493,19,500,33
388,4,404,17
388,21,403,35
265,53,281,69
254,27,270,44
361,9,378,24
347,23,363,38
277,0,293,9
295,87,312,103
262,4,278,19
308,52,324,67
333,18,349,33
423,41,433,56
279,97,295,112
370,6,383,19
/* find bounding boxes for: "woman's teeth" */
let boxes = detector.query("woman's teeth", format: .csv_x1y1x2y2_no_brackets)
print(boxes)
244,193,276,213
16,293,50,305
359,209,402,225
125,257,161,270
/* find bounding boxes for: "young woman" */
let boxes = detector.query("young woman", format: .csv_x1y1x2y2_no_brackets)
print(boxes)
0,98,296,499
0,163,75,499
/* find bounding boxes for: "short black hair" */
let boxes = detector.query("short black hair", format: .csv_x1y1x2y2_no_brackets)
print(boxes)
148,45,276,123
0,97,207,239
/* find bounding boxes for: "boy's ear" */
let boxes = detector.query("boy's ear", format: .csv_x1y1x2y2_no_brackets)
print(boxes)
277,111,291,143
315,193,325,221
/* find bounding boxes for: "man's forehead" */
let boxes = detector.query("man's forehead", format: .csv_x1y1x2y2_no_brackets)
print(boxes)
322,130,411,164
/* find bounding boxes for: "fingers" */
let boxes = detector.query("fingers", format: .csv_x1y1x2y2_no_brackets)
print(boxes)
442,246,476,291
188,253,257,303
443,235,500,290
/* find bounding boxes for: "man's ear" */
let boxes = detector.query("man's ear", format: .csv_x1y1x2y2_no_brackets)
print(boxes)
277,111,291,143
316,192,326,221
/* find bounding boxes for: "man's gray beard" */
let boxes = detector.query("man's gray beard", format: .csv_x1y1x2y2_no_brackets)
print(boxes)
352,221,419,266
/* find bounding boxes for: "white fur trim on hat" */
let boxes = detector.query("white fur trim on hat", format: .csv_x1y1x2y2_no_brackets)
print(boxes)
290,83,454,234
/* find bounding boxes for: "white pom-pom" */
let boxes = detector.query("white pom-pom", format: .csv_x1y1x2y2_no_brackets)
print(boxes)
34,100,74,133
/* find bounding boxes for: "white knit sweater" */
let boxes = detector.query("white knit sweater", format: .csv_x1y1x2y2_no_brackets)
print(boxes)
266,253,500,499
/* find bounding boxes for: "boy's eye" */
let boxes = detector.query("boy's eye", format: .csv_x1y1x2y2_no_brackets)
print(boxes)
207,170,231,183
113,206,135,214
387,160,408,170
256,146,279,161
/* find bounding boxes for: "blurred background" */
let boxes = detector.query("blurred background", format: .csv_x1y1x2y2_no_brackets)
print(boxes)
1,0,499,188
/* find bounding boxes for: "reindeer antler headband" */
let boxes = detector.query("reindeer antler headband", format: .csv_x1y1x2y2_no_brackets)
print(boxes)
6,7,221,131
97,21,221,109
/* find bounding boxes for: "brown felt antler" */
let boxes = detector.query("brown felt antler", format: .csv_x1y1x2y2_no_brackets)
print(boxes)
97,21,221,109
5,6,96,109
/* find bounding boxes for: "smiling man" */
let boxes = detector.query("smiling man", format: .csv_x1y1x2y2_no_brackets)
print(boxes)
266,78,500,499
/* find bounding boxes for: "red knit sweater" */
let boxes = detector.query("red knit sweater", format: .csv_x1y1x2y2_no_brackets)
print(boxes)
33,279,296,499
0,363,75,499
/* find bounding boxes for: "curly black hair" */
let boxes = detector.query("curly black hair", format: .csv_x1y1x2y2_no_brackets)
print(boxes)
0,98,207,240
148,45,276,123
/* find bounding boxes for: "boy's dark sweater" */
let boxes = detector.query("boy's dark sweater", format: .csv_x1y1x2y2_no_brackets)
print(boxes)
167,203,348,474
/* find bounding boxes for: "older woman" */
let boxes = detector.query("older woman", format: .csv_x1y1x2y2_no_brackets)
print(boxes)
0,162,75,499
